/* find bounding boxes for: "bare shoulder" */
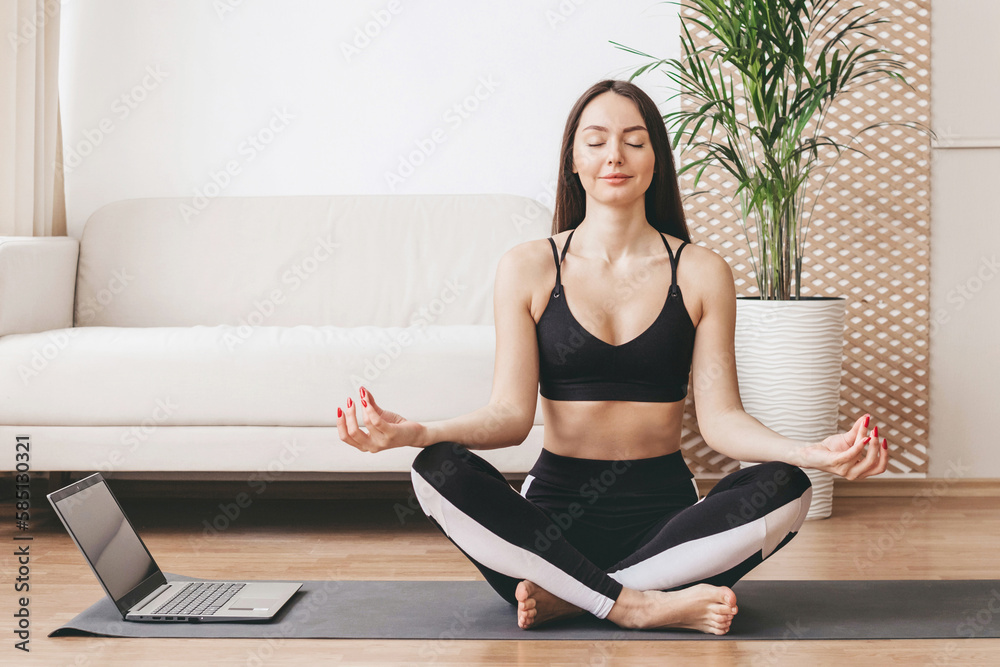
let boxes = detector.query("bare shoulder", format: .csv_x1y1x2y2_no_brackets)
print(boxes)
497,236,557,279
495,237,559,317
675,239,732,280
666,238,736,325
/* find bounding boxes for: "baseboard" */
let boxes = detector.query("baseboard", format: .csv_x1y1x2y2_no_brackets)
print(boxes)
9,472,1000,500
829,477,1000,497
694,477,1000,498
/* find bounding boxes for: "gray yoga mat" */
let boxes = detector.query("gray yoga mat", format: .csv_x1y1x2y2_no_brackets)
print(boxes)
50,574,1000,640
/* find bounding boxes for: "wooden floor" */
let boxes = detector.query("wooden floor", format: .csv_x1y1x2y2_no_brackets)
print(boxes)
8,485,1000,666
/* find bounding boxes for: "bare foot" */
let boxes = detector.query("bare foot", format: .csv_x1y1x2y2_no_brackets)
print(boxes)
606,584,738,635
514,580,586,629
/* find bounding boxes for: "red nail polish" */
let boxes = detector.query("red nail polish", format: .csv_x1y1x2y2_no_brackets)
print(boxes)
873,425,878,439
882,438,887,449
347,398,353,408
863,414,870,428
862,436,871,445
362,399,367,408
337,407,342,418
361,387,367,399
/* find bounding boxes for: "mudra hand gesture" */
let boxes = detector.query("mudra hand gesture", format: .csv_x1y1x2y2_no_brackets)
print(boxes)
797,414,888,481
336,386,427,453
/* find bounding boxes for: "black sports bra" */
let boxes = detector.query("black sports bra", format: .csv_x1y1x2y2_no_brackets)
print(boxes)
535,228,696,402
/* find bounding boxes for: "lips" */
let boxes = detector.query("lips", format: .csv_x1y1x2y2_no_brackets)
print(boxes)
601,174,631,179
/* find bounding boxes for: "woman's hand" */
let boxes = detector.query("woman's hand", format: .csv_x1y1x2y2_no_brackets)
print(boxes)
796,413,889,481
336,386,427,453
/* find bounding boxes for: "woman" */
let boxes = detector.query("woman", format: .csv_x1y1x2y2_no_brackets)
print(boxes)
336,79,888,635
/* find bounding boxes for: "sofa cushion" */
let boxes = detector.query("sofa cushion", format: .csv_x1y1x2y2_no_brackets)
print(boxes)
74,194,551,328
1,324,529,428
0,236,79,336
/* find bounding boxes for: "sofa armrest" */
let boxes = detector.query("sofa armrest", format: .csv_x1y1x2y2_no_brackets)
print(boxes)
0,236,80,336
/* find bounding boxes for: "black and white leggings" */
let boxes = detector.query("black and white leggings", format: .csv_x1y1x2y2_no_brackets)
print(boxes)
411,442,813,619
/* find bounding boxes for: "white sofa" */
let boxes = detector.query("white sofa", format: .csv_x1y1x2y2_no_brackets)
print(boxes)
0,194,554,476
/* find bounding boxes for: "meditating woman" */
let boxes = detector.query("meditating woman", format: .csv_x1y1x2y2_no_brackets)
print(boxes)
336,79,888,635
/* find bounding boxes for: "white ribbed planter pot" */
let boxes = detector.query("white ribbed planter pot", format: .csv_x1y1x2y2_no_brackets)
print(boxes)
734,296,846,520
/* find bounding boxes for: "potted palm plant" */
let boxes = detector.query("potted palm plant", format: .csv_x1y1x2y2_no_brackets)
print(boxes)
612,0,929,518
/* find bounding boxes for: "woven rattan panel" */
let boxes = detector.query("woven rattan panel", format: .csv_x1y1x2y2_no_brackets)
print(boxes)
676,0,931,475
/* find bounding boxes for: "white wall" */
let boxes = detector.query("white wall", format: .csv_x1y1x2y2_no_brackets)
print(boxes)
58,0,679,238
60,2,997,477
928,1,1000,477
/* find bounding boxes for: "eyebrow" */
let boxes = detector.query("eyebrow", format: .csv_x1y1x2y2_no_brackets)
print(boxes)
581,125,648,133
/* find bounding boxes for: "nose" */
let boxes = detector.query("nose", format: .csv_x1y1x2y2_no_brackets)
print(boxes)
605,141,623,165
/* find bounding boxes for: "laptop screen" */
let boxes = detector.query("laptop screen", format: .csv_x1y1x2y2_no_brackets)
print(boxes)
50,476,162,609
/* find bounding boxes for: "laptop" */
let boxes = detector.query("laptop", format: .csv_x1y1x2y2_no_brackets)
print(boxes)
47,472,302,622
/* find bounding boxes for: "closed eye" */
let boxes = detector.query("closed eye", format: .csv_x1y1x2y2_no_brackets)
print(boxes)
587,143,644,148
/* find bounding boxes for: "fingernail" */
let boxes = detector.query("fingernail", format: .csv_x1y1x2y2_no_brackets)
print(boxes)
361,399,367,408
863,414,870,428
863,436,871,445
882,438,887,450
360,387,367,399
337,407,342,418
347,397,353,408
873,425,878,439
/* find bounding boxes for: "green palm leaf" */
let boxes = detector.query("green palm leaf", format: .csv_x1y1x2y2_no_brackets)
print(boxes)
611,0,933,299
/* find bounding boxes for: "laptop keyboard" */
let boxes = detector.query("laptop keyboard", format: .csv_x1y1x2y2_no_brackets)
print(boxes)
153,582,246,616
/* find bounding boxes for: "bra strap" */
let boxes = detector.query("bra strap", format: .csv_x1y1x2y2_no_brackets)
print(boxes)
546,238,561,298
550,228,576,298
662,234,687,298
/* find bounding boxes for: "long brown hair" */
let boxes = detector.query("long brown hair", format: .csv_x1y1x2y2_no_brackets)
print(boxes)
552,79,690,242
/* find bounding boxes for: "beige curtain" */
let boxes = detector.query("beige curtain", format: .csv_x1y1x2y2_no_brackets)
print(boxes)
0,0,66,237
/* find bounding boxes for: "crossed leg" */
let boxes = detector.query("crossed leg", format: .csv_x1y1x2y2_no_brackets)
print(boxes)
410,442,812,633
